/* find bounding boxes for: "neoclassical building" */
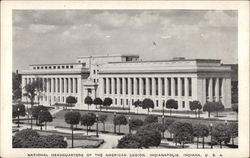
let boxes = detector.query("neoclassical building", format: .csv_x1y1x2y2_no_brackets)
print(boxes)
21,54,232,111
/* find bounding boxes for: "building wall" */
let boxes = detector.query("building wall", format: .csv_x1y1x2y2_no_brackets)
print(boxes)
21,55,232,110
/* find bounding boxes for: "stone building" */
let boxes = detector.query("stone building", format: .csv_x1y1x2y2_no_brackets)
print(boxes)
21,54,232,111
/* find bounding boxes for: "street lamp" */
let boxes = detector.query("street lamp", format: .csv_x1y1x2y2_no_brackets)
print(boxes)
210,123,213,149
17,107,20,128
114,112,117,134
162,115,165,138
128,116,131,134
96,114,99,137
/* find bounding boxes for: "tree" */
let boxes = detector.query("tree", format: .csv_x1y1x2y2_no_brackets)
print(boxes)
133,100,142,114
117,134,142,148
84,96,93,110
144,115,158,125
64,111,81,148
212,123,231,148
12,71,22,102
171,122,193,148
66,96,77,110
232,104,238,120
165,99,178,116
32,105,48,125
136,128,162,148
142,98,154,114
129,119,144,131
141,123,166,138
193,124,209,148
93,97,103,111
113,115,128,134
38,110,53,131
98,114,108,132
190,101,202,118
81,113,96,135
203,102,215,118
13,129,67,148
103,97,113,110
164,119,175,139
227,123,238,145
214,102,224,117
23,80,42,129
13,103,26,127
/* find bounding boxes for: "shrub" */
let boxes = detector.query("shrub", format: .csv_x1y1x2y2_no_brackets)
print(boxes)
136,128,161,148
129,119,144,131
144,115,158,125
212,123,231,148
117,134,142,148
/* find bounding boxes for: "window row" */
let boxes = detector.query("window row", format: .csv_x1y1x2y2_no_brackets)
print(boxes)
33,65,74,70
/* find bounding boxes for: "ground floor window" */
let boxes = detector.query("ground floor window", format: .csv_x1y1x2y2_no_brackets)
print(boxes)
182,101,185,108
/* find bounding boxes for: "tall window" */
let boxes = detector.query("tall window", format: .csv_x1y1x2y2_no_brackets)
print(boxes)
181,78,185,96
205,78,209,97
143,78,146,95
137,78,140,95
174,78,178,96
75,78,78,93
58,78,60,93
131,78,134,95
156,78,158,95
188,78,192,96
62,78,64,93
71,78,73,93
104,78,106,94
114,78,117,94
149,78,152,95
168,78,171,96
109,78,112,94
219,78,223,97
212,78,216,97
162,78,165,96
125,78,128,95
120,78,122,94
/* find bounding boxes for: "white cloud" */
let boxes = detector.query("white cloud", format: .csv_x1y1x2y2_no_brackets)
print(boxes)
29,24,56,33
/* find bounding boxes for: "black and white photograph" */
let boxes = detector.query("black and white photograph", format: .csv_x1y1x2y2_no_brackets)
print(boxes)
1,1,249,158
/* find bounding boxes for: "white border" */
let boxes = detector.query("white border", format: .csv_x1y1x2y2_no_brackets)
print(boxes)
1,1,249,158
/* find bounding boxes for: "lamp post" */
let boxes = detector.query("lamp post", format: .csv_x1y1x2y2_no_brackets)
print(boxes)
114,112,117,134
162,115,165,138
96,114,99,137
17,107,20,128
210,123,213,149
128,116,131,134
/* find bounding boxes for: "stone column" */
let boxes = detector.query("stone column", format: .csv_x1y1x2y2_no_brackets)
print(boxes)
177,78,182,109
72,77,76,94
171,78,175,97
122,77,126,97
51,78,54,93
215,78,219,102
106,78,110,95
146,77,149,97
158,78,162,97
152,77,156,98
164,78,168,99
139,78,143,98
208,78,213,102
69,78,72,94
184,77,189,110
117,78,120,105
133,78,137,101
128,77,131,97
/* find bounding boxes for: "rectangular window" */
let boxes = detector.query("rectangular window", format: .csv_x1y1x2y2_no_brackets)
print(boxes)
75,78,78,93
181,78,185,96
115,99,117,104
168,78,171,96
137,78,140,95
162,78,165,96
58,96,60,102
120,78,122,94
188,78,192,96
109,78,112,94
156,100,159,107
219,78,223,97
182,101,185,108
149,78,152,95
156,78,158,95
143,78,146,95
114,78,117,94
131,78,134,95
125,78,128,95
58,78,60,93
175,78,178,96
53,78,56,92
206,78,209,97
212,78,216,97
121,99,123,105
71,78,73,93
62,97,64,102
104,78,106,94
126,99,128,105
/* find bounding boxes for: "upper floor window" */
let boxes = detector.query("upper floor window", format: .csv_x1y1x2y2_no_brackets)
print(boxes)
66,66,69,69
62,66,65,68
33,67,36,69
58,66,60,69
37,67,40,69
45,66,47,69
53,66,56,69
70,65,73,68
49,66,52,69
41,67,44,69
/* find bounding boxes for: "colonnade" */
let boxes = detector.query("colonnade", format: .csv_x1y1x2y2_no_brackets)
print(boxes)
99,76,229,110
22,76,81,105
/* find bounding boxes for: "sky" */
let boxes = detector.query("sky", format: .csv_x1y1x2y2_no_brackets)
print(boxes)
13,10,238,71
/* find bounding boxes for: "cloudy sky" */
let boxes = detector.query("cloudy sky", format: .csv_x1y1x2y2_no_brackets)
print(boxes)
13,10,238,71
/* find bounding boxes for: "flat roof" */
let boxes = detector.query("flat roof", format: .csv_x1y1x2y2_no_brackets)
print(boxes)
30,63,83,66
109,59,221,64
77,54,140,58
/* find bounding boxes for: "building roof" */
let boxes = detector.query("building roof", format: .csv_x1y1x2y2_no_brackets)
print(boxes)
77,54,140,59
